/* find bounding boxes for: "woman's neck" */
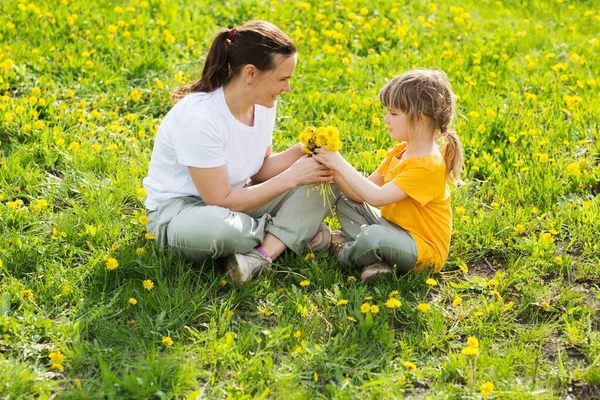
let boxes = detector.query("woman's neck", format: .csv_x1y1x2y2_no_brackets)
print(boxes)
223,78,255,126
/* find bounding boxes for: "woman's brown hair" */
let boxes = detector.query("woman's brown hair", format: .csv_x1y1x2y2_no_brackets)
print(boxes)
172,20,296,103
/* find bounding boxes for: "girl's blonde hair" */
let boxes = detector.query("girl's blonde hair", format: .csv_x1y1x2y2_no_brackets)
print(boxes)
379,69,464,183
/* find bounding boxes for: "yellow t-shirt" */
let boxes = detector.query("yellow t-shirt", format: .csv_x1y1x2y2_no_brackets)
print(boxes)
376,142,451,273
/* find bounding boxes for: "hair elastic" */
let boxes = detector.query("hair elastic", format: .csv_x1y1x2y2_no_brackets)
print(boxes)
227,27,237,41
433,131,451,140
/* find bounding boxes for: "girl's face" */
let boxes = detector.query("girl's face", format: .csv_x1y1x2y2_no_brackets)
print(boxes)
252,53,296,108
383,108,411,141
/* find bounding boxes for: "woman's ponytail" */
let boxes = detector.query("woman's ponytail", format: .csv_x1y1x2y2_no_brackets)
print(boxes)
172,30,230,103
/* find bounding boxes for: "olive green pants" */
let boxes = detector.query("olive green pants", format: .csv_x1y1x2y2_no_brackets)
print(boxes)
146,184,340,264
335,196,418,274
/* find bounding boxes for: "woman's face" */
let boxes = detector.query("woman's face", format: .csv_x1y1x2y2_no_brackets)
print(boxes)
252,53,296,108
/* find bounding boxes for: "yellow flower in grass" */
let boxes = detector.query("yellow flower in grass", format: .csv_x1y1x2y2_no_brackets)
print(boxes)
105,257,119,270
467,337,479,349
370,305,379,314
336,299,349,306
142,279,154,290
425,278,437,286
452,296,462,307
300,280,310,287
130,89,142,102
539,232,554,245
461,347,479,356
20,289,34,301
385,297,402,308
480,381,494,396
136,247,145,256
347,316,357,322
138,215,148,224
259,308,271,316
515,224,526,234
567,162,581,177
404,361,417,371
360,303,371,313
162,336,174,346
128,298,137,305
417,303,430,313
50,363,65,372
49,351,65,364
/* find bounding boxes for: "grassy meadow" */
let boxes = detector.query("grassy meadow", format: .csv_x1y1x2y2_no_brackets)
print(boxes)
1,0,600,398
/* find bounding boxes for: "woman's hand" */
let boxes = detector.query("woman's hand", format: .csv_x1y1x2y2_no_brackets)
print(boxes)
313,147,346,171
285,155,334,186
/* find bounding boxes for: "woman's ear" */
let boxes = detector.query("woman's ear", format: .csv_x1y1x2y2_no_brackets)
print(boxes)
242,64,258,85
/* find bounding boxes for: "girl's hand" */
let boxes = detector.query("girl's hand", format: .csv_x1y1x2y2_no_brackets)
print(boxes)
313,147,345,171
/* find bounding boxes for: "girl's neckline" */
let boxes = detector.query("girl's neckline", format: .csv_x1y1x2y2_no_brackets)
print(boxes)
397,144,441,161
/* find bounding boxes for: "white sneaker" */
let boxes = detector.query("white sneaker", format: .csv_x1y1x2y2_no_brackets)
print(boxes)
226,249,271,288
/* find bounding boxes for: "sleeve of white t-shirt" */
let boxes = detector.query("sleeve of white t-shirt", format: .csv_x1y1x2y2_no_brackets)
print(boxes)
172,116,225,168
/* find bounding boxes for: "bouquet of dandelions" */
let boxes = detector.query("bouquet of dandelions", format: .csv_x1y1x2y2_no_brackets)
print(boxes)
299,126,342,209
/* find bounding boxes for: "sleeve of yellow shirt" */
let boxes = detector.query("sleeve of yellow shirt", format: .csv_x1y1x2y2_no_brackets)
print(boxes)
391,160,436,206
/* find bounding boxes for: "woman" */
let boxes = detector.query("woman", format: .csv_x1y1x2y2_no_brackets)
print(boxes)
143,21,337,287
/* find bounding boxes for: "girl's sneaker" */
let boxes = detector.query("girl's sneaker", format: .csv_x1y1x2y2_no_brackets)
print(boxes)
361,262,392,282
226,249,271,287
330,230,348,258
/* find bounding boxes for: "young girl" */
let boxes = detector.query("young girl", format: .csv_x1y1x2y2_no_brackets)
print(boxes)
313,69,464,281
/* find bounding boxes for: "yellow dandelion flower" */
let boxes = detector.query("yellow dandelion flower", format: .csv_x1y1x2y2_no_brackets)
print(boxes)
452,296,462,307
20,289,34,301
300,280,310,287
554,256,563,265
541,301,549,309
385,297,402,308
515,224,526,234
360,303,371,313
105,257,119,270
142,279,154,290
467,337,479,348
162,336,174,346
404,361,417,371
136,247,145,256
49,351,65,364
347,316,357,322
138,215,149,224
370,305,380,314
128,298,137,305
461,347,479,356
567,162,581,177
259,308,271,316
417,303,430,313
336,299,349,306
425,278,437,286
130,89,142,102
145,233,156,240
304,253,315,260
480,381,494,397
50,363,65,372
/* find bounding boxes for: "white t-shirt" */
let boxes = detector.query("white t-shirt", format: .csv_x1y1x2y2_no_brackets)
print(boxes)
143,87,276,211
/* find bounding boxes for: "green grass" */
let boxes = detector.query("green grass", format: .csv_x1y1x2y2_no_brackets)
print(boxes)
1,0,599,398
